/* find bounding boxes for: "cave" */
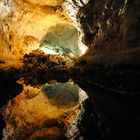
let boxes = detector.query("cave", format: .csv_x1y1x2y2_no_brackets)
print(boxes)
0,0,140,140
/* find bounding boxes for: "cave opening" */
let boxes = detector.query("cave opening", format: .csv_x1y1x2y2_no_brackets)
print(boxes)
39,24,87,57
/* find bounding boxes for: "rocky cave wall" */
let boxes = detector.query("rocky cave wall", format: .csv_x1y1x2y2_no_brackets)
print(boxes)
64,0,140,52
63,0,140,95
0,0,72,68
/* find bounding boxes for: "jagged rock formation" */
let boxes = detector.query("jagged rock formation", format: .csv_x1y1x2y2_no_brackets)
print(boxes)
64,0,140,51
0,0,72,68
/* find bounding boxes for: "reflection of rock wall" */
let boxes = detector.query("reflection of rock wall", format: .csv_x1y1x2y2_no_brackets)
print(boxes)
1,82,89,140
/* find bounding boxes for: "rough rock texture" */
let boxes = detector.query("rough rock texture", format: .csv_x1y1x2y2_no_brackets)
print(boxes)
24,0,62,6
63,0,89,55
0,0,13,20
64,0,140,51
0,0,72,68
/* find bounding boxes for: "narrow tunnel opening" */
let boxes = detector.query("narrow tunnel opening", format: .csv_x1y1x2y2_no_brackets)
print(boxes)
39,24,88,57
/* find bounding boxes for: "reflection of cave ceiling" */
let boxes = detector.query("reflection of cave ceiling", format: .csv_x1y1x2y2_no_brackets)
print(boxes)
1,81,88,139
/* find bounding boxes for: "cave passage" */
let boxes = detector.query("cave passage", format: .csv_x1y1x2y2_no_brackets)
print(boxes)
39,24,85,56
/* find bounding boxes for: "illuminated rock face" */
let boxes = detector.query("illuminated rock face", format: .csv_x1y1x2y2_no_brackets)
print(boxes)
0,0,72,68
24,0,62,6
63,0,90,54
0,0,88,69
0,0,13,20
0,0,139,68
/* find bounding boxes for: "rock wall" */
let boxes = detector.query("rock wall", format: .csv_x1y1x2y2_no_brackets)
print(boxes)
64,0,140,53
24,0,62,6
0,0,71,68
